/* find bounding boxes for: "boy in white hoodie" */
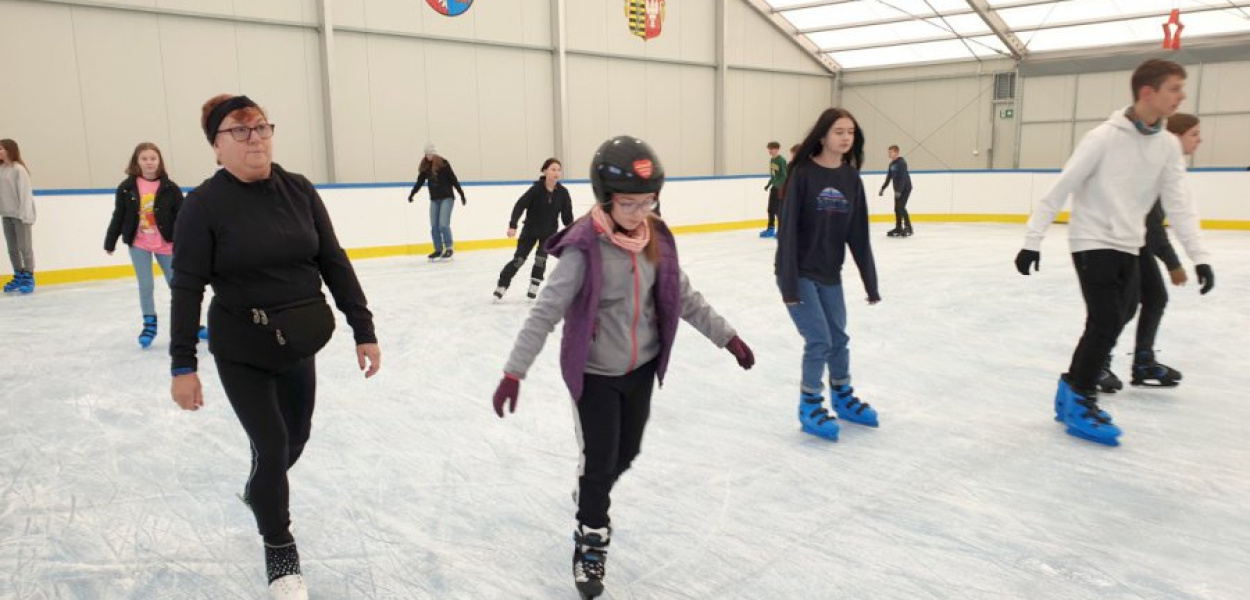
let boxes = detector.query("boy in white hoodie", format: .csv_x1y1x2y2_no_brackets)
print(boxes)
1015,59,1214,447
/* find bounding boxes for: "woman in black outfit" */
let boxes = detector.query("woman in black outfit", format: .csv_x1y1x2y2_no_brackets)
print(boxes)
494,157,573,300
169,94,381,600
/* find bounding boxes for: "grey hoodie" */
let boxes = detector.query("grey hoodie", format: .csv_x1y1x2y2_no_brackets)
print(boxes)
504,231,736,380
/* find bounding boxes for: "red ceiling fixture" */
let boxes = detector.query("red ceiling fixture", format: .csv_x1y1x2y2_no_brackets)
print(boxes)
1162,9,1184,50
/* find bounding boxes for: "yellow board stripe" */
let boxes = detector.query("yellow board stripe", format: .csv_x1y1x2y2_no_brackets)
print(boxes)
28,216,1250,286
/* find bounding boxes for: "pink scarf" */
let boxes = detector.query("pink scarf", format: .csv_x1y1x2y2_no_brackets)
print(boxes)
590,205,650,255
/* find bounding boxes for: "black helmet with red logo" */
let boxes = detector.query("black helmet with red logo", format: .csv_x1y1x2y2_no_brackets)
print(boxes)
589,135,665,209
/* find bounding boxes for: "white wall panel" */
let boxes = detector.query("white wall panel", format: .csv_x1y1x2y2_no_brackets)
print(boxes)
1018,123,1072,169
235,25,325,182
0,2,90,189
329,33,377,182
1075,70,1131,120
1021,75,1076,122
363,36,430,183
423,42,484,183
1197,61,1250,114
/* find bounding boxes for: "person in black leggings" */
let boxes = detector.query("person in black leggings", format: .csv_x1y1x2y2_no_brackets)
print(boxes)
494,158,573,300
169,94,381,600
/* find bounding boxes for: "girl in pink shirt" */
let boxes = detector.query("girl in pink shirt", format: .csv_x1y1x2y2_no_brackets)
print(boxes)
104,142,188,348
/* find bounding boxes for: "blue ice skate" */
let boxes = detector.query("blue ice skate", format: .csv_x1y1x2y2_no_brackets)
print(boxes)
832,385,878,427
1057,377,1121,446
798,392,840,441
759,227,775,238
138,315,158,349
197,325,209,342
17,271,34,294
2,271,19,293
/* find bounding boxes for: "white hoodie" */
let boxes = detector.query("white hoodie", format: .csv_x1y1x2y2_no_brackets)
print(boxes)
1023,108,1210,265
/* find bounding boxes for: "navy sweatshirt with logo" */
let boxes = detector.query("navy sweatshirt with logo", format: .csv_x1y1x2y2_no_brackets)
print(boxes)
775,161,879,304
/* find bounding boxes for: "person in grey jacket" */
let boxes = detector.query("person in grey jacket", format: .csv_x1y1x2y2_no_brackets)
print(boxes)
491,136,754,600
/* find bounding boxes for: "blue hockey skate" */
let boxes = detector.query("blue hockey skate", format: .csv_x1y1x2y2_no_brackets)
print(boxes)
832,385,878,427
1057,376,1121,446
798,392,840,441
2,271,19,293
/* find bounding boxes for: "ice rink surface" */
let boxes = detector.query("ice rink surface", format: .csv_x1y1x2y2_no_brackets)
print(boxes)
2,223,1247,599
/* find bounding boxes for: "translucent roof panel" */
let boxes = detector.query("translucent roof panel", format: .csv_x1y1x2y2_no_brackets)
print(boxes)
1017,10,1250,53
828,35,1008,69
997,0,1250,30
764,0,1250,69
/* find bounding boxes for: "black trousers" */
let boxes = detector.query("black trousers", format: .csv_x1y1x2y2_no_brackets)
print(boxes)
1068,250,1139,391
893,189,912,229
497,231,550,288
215,355,317,545
766,187,781,229
1128,248,1168,351
573,360,658,530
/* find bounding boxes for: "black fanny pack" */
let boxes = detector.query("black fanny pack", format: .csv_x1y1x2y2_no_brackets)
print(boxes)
209,295,335,370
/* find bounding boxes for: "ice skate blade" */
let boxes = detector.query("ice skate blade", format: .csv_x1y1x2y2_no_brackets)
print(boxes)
1130,379,1179,388
576,581,604,599
841,416,879,428
800,423,839,441
1064,426,1120,447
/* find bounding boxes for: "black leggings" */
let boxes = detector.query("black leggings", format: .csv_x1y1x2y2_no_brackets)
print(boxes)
215,356,316,545
1127,248,1168,351
766,187,781,229
893,189,912,229
573,360,658,529
1068,250,1139,391
497,231,550,288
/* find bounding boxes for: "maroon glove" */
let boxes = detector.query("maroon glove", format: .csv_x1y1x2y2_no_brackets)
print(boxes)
493,373,520,418
726,335,754,370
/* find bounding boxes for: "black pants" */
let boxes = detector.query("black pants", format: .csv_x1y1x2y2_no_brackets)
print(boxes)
1128,248,1168,351
766,187,781,229
215,355,317,545
1068,250,1139,391
497,231,550,288
893,189,912,229
574,360,658,529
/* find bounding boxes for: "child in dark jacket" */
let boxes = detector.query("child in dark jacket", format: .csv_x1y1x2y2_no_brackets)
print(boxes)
494,158,574,300
104,142,187,348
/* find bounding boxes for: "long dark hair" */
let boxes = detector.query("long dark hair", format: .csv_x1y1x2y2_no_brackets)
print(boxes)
792,108,864,174
419,154,446,174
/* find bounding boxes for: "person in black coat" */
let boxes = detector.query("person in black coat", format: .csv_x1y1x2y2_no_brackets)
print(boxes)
169,94,381,600
494,158,573,299
103,142,186,348
408,143,467,260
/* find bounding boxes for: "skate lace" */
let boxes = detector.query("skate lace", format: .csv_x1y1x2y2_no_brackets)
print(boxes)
1074,397,1111,424
575,548,606,581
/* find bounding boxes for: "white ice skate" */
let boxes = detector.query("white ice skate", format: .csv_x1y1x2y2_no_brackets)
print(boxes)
269,574,308,600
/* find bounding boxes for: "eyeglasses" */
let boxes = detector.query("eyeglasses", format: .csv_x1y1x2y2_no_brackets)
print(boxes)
615,199,658,214
217,123,276,142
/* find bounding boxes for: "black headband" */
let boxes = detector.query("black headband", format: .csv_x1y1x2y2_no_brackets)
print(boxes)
205,96,259,144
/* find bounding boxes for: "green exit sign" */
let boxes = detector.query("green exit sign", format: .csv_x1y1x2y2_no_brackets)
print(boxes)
1000,108,1015,119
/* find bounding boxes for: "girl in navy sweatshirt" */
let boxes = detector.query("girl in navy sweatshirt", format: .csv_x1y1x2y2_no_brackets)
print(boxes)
494,158,573,299
776,108,881,442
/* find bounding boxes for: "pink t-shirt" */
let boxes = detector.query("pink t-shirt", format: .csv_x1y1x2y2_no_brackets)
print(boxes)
132,177,174,255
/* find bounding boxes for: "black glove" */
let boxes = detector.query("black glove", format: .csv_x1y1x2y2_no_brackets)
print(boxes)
878,189,885,196
1196,264,1214,294
407,194,414,203
764,183,770,191
460,196,467,206
1015,249,1040,275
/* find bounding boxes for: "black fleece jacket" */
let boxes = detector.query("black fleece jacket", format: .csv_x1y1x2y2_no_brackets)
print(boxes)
104,176,184,252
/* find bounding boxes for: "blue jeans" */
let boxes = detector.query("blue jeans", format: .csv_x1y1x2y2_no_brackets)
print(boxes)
129,245,173,316
429,197,455,253
784,277,850,394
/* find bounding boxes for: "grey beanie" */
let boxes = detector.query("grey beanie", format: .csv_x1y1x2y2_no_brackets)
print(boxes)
424,142,437,155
